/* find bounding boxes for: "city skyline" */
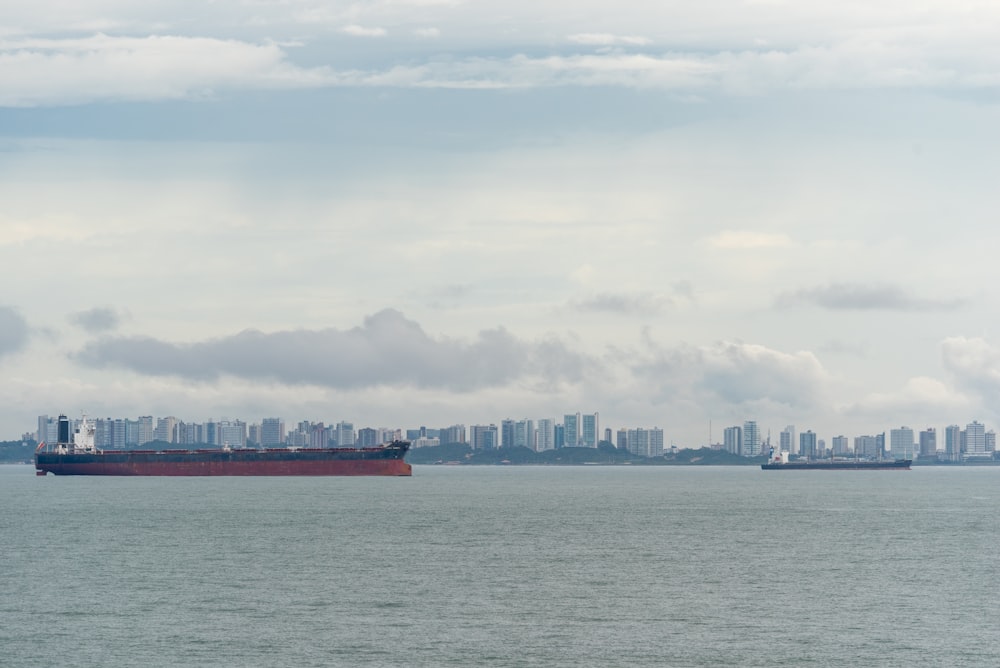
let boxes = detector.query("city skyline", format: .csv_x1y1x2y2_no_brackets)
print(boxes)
3,2,1000,447
29,410,994,461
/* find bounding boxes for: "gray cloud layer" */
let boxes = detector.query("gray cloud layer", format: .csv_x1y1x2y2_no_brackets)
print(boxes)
628,338,828,410
73,308,589,390
0,306,28,357
71,307,121,333
776,283,964,311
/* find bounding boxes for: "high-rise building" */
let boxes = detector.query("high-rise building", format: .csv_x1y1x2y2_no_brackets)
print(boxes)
966,421,986,457
742,420,760,457
780,425,796,455
581,413,599,448
536,419,556,452
919,428,937,458
308,422,327,448
564,413,580,447
37,415,59,445
470,424,499,450
177,421,202,445
218,420,247,448
261,418,285,446
155,416,179,443
624,428,664,457
832,435,849,456
334,422,355,447
136,416,154,446
890,427,914,460
945,424,961,462
513,419,535,449
501,419,516,449
854,435,879,459
799,430,817,459
356,427,378,447
439,425,466,445
616,428,628,450
724,426,742,455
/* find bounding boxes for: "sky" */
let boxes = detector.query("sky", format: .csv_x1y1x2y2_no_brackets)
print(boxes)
2,0,1000,446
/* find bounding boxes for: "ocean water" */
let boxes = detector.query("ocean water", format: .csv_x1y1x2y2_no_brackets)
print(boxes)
2,464,998,667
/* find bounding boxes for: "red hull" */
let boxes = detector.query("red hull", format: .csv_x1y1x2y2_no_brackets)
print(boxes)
35,444,412,477
37,459,412,476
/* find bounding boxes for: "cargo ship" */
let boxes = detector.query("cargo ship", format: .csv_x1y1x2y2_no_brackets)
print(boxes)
35,415,411,476
761,449,910,471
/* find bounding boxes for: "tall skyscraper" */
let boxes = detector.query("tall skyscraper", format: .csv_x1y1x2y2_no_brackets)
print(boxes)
439,424,466,445
470,424,499,450
536,419,556,452
356,427,378,447
513,419,535,449
890,426,914,460
832,435,849,456
37,415,59,445
724,426,742,455
335,421,355,447
799,430,817,459
624,428,664,457
563,413,580,447
501,419,516,449
155,416,179,443
581,413,599,448
218,420,248,448
554,424,565,449
742,420,760,457
780,425,796,455
261,418,285,446
855,435,879,459
965,421,986,457
944,424,961,462
137,416,154,446
919,428,937,458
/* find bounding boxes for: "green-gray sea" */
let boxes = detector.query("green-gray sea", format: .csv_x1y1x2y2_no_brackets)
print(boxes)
3,465,998,667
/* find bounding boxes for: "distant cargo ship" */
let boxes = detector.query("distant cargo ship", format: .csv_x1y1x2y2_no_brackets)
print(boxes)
35,415,411,477
761,449,910,471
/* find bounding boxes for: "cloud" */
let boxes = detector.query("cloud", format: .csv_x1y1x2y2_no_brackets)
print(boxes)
628,338,828,409
570,292,674,315
73,308,592,391
707,231,794,249
697,342,828,408
941,337,1000,404
568,33,651,46
839,376,968,419
776,283,964,311
0,34,334,106
6,19,1000,107
0,306,29,358
70,307,121,333
341,25,387,38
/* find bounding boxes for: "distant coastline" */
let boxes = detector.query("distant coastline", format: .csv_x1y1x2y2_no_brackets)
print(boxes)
4,439,999,467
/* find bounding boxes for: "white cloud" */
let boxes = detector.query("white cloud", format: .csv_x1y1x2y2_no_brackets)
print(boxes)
627,339,830,410
707,231,794,249
0,34,334,106
341,24,387,37
568,33,651,46
73,308,594,391
839,376,969,420
942,337,1000,404
776,283,965,311
4,15,1000,106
